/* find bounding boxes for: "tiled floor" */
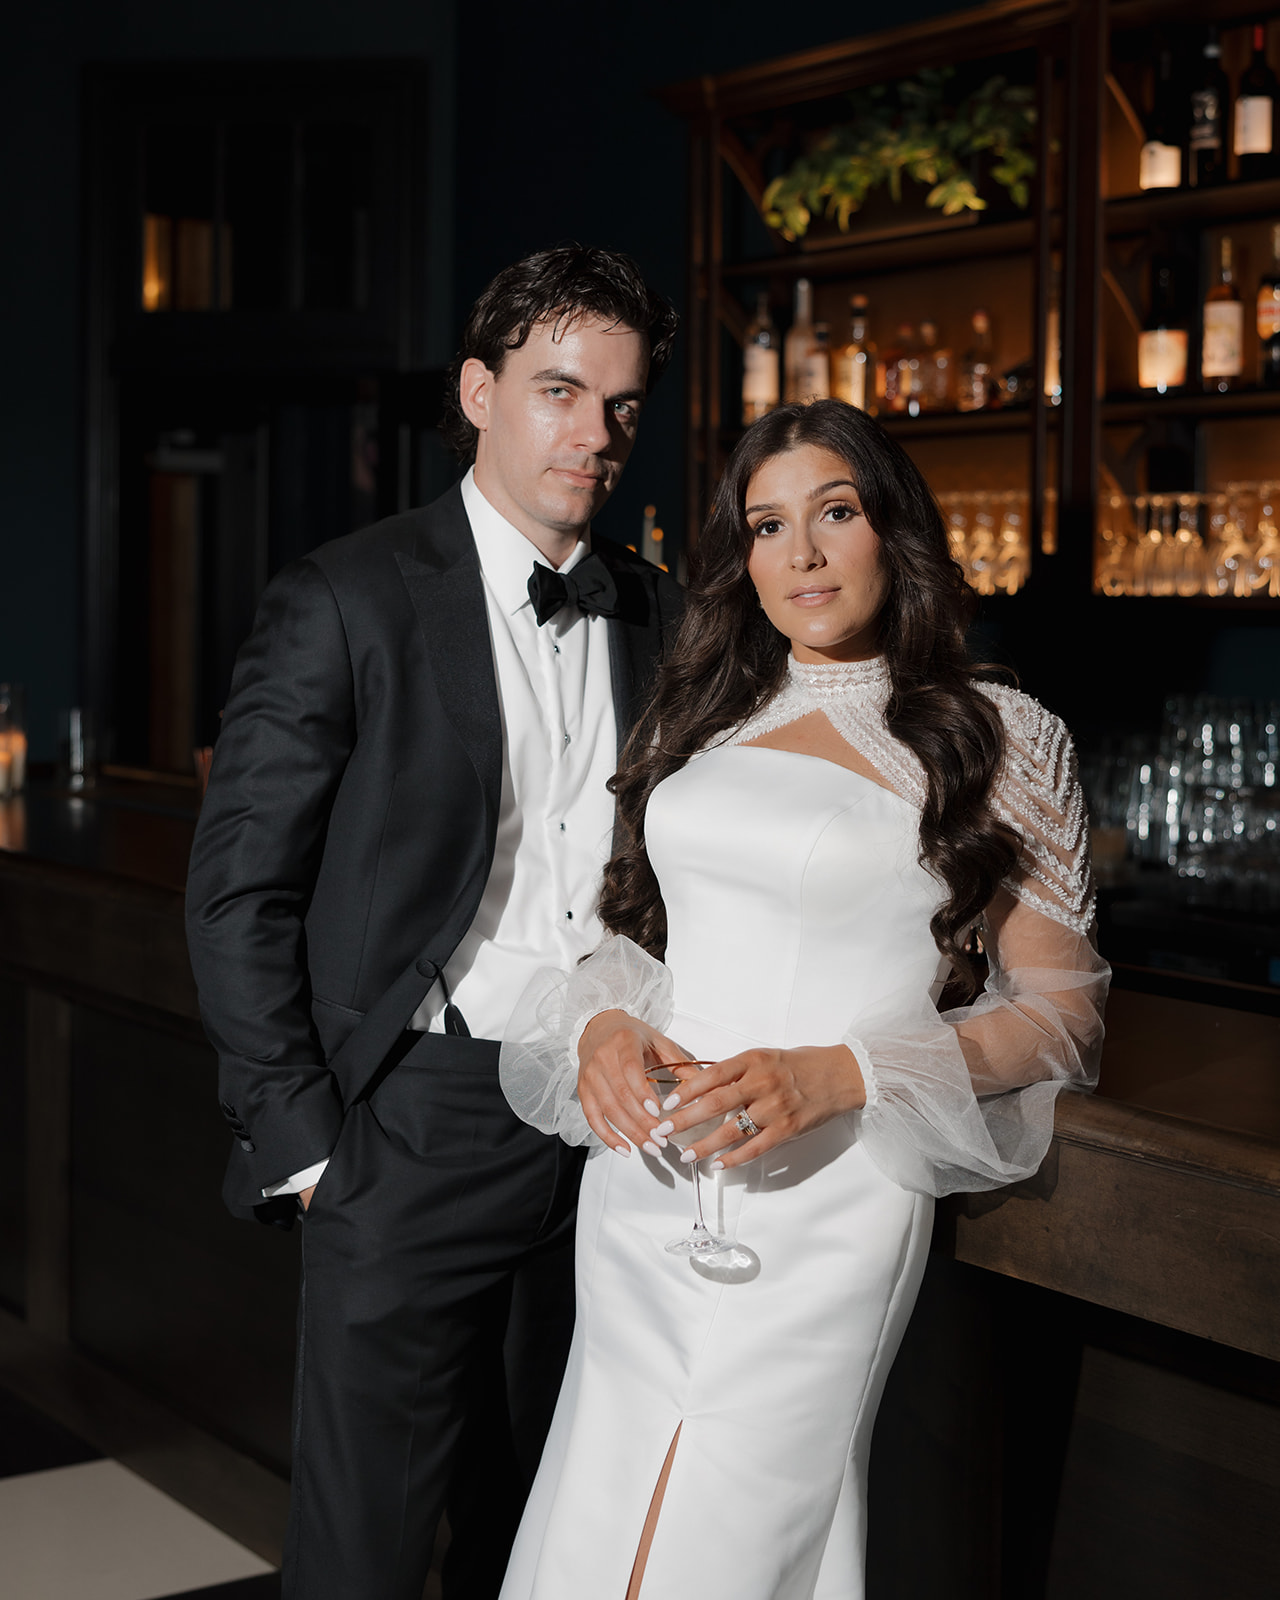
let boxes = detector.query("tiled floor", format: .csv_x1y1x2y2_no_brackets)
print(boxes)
0,1389,279,1600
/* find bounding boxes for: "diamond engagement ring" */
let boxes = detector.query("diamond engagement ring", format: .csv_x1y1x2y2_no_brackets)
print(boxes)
735,1110,761,1139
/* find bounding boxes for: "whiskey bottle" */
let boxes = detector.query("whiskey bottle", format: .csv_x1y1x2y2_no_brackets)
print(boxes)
831,294,877,413
1188,27,1228,187
1138,262,1188,392
957,309,994,411
880,323,918,414
1139,48,1183,190
1235,25,1280,181
742,290,780,424
1202,236,1244,393
784,278,815,403
1258,223,1280,387
803,322,832,401
917,320,952,411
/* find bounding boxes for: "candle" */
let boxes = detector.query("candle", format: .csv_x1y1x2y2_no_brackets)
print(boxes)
4,730,26,792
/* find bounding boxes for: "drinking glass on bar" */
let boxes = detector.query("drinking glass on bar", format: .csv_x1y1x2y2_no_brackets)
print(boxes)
0,683,27,795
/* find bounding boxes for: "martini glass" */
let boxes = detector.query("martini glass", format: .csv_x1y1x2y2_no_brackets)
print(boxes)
647,1061,743,1261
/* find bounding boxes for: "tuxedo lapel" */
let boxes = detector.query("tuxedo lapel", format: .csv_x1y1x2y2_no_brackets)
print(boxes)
596,538,663,754
394,491,503,858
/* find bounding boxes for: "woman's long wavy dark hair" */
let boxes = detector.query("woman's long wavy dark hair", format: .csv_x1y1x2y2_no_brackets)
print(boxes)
599,399,1020,998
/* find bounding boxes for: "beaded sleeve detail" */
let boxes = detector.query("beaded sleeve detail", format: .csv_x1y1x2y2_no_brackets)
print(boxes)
721,657,1094,935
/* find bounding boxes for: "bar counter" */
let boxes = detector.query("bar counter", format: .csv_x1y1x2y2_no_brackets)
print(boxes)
1,782,1278,1590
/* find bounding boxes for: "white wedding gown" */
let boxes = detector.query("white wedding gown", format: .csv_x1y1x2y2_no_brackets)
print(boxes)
499,656,1108,1600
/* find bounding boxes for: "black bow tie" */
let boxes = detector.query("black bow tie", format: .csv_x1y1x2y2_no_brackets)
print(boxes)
528,552,619,626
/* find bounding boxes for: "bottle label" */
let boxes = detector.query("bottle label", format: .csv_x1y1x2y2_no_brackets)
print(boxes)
1139,141,1181,189
1137,328,1188,390
1259,288,1280,338
832,352,870,408
1202,302,1244,377
743,344,780,407
1189,89,1222,151
798,353,830,400
1236,96,1274,156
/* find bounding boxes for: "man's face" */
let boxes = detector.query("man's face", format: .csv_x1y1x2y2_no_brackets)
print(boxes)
460,314,650,554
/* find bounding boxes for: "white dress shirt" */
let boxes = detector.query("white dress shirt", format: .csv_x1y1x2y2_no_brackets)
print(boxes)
265,468,619,1197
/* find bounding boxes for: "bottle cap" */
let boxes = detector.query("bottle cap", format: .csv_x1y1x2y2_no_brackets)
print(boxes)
972,309,990,332
850,293,868,310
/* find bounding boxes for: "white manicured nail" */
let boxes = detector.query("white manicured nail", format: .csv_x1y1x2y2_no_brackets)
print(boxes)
654,1120,674,1136
662,1093,681,1111
679,1149,698,1165
614,1143,631,1157
644,1099,660,1117
643,1141,662,1157
710,1160,724,1172
648,1131,668,1147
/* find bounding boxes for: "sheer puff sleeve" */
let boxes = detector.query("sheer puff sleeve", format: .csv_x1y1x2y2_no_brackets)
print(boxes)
499,934,674,1147
847,690,1109,1198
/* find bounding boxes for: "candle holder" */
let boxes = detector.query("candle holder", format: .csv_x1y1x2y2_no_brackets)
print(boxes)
0,684,27,796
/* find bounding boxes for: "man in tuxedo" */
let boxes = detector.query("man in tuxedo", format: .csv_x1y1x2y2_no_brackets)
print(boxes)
185,245,681,1600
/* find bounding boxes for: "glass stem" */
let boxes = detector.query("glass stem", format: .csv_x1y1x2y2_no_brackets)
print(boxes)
691,1162,708,1231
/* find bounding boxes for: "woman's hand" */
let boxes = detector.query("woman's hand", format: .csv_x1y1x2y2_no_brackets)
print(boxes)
654,1044,866,1169
577,1010,693,1157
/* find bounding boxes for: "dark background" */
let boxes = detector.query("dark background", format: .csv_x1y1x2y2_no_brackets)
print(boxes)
2,0,967,759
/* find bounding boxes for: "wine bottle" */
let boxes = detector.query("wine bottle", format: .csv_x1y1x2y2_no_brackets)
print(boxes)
1188,26,1228,188
1140,48,1183,190
831,294,878,413
1258,223,1280,387
1235,25,1280,181
1138,262,1188,392
917,320,952,411
742,290,780,424
957,309,995,411
784,278,815,403
1202,236,1244,393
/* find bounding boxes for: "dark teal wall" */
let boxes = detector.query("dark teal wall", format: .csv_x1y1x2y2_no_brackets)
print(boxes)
1,0,457,758
1,0,969,758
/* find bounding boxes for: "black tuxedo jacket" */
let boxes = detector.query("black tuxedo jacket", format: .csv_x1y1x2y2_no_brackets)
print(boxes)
185,482,683,1222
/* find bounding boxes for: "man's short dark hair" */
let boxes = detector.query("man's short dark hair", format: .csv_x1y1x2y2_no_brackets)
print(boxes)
441,244,679,464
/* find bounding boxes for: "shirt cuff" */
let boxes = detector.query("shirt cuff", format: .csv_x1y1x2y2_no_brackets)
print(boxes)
262,1157,330,1199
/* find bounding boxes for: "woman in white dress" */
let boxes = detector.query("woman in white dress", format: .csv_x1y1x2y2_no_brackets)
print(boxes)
498,399,1108,1600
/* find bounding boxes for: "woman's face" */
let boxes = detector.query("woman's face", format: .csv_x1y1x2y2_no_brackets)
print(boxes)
744,443,889,663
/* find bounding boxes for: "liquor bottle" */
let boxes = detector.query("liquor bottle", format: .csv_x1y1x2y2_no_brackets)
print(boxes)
804,322,832,400
881,323,918,413
957,309,995,411
741,290,780,424
1258,223,1280,387
917,320,952,411
1139,48,1183,190
784,278,815,402
1202,236,1244,392
1188,27,1228,188
1138,262,1188,392
1235,25,1280,181
831,294,878,413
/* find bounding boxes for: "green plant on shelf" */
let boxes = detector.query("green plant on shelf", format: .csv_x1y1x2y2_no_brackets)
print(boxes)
761,69,1038,241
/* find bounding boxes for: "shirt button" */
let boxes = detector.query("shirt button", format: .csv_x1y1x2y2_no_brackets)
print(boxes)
565,910,574,921
563,732,571,746
553,643,561,655
559,822,566,832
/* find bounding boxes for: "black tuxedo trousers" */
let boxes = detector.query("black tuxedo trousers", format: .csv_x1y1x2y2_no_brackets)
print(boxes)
286,1034,584,1600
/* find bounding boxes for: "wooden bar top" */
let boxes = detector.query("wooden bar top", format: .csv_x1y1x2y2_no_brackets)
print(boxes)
3,785,1278,1357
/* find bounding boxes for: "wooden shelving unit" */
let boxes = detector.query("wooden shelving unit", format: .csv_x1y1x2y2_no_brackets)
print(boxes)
661,0,1280,635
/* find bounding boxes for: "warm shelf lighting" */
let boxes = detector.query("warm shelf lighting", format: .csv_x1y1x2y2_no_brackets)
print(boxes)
142,214,172,311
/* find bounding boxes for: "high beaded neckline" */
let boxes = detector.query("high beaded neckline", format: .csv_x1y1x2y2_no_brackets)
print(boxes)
787,654,890,695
